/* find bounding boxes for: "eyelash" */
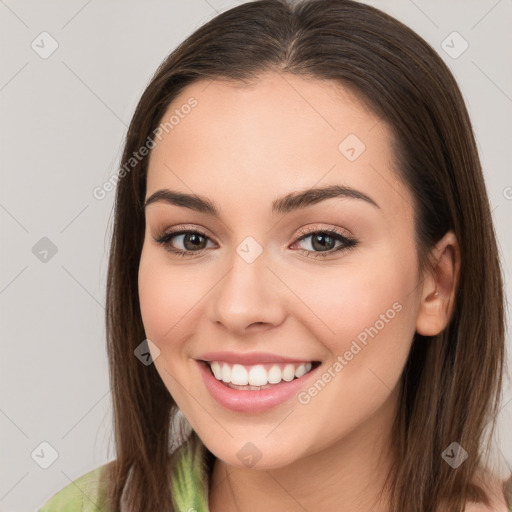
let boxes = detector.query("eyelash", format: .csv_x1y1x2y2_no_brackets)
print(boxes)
153,225,358,260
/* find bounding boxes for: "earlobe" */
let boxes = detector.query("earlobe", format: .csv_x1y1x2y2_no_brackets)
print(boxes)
415,231,460,337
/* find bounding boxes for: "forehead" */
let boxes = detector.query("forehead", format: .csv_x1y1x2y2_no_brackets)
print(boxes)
146,72,413,222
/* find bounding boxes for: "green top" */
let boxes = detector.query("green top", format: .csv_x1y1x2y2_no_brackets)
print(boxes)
37,438,210,512
37,439,512,512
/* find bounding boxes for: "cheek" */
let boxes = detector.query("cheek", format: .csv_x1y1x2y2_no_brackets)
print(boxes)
137,247,211,411
138,246,203,350
284,249,419,447
287,242,420,376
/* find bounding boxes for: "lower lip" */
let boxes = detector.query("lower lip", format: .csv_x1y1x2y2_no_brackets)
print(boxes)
196,360,321,413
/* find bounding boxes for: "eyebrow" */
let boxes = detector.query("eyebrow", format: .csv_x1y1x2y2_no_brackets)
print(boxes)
143,184,380,216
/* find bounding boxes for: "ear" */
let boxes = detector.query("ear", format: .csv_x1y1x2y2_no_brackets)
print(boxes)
416,231,460,336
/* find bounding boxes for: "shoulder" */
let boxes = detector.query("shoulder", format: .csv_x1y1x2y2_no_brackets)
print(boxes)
37,462,111,512
464,473,512,512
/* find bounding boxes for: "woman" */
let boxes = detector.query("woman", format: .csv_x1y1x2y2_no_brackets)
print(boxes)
38,0,511,510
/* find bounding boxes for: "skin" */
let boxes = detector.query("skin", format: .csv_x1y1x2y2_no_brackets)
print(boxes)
138,72,461,512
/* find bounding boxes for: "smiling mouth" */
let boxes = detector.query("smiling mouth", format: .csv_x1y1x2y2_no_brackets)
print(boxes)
201,360,322,390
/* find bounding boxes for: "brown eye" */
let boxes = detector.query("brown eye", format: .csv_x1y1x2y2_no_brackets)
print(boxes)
303,232,338,252
180,232,208,251
293,229,358,259
154,229,214,255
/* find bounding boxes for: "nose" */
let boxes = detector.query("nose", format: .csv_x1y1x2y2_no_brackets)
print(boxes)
206,246,286,335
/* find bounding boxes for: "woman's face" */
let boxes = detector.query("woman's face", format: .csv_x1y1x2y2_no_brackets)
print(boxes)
138,72,424,469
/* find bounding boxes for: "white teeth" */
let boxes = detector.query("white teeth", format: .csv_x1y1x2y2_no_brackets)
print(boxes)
267,365,282,384
231,364,249,385
282,364,296,382
208,360,316,386
294,364,306,378
221,364,231,383
210,361,222,380
248,365,267,386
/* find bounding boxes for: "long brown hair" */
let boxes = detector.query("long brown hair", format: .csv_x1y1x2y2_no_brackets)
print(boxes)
104,1,506,510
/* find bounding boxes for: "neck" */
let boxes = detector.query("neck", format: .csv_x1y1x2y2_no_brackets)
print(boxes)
208,389,397,512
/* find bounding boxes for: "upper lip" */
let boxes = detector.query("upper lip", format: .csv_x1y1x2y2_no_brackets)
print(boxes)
197,351,317,365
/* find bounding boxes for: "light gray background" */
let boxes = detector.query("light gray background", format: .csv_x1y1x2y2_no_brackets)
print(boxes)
1,1,511,510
